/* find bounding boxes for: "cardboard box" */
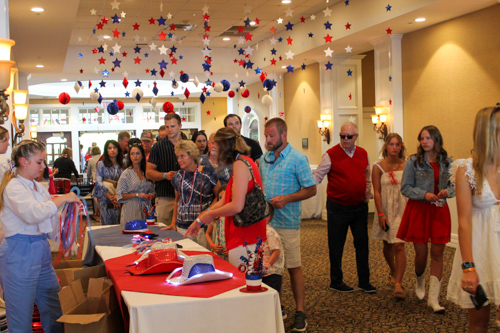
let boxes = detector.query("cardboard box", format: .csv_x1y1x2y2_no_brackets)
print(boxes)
54,260,107,292
57,278,124,333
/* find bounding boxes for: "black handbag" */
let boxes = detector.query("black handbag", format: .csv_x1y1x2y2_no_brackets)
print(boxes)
233,158,270,227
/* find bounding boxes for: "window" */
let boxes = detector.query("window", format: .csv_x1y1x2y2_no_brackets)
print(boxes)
29,108,39,126
79,108,104,125
176,106,196,122
45,135,68,165
143,107,161,124
32,108,69,125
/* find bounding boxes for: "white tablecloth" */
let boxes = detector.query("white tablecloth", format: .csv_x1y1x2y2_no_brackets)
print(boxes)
95,238,285,333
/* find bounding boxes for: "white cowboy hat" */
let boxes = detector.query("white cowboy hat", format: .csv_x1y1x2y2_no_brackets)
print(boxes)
166,254,233,285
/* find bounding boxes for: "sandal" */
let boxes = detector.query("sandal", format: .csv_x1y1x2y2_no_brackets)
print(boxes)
394,283,405,300
388,274,396,288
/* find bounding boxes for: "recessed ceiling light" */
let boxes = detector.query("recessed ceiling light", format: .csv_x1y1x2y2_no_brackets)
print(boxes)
61,79,67,82
415,18,426,22
250,21,256,26
31,7,44,13
103,35,111,39
36,64,44,68
223,37,230,41
282,0,291,3
281,66,287,69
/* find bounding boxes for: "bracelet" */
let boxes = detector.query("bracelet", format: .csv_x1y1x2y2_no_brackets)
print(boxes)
163,172,166,180
461,261,475,270
210,243,214,248
463,267,476,273
378,213,385,217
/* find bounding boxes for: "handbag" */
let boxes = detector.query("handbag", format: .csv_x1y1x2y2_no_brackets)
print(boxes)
233,158,270,227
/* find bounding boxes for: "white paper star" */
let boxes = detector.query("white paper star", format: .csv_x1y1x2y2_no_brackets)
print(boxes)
323,7,332,17
244,4,252,13
77,36,82,42
120,11,126,18
170,35,178,42
285,50,295,59
245,46,254,55
345,45,353,53
277,17,283,24
202,47,212,57
324,47,334,57
158,45,168,54
285,8,293,17
134,35,141,42
111,0,120,10
102,43,108,51
97,34,105,42
202,5,209,14
310,14,316,21
90,9,97,15
94,67,99,74
169,71,175,78
349,116,356,123
123,71,129,77
167,13,173,20
270,37,277,45
149,42,157,51
235,73,239,78
203,38,210,45
237,37,245,45
112,43,121,53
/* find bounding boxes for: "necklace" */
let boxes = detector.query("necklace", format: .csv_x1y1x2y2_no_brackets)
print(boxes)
178,166,198,205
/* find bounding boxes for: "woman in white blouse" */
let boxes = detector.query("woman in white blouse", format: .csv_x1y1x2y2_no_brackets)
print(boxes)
0,140,80,332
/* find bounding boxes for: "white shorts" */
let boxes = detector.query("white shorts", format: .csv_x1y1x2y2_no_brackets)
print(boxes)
155,197,175,225
275,228,301,269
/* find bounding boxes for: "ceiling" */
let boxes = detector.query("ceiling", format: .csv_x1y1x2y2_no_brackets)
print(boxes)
7,0,499,98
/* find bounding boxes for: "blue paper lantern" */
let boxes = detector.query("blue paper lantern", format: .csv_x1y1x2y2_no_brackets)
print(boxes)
221,79,230,91
263,79,274,91
244,106,251,113
180,73,189,83
97,93,103,104
107,102,119,115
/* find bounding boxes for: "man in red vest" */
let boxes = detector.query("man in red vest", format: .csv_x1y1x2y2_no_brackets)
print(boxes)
313,121,376,293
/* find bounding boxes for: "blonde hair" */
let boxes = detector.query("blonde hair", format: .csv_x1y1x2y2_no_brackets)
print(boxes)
0,140,46,211
381,133,407,159
214,127,250,166
472,106,500,194
0,126,8,142
175,140,200,164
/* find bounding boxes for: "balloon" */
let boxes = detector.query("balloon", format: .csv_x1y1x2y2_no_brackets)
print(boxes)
116,100,124,110
241,89,250,98
213,83,223,93
58,92,71,105
107,102,119,115
221,80,230,91
180,73,189,83
228,90,235,98
244,106,251,113
262,95,273,106
163,101,174,113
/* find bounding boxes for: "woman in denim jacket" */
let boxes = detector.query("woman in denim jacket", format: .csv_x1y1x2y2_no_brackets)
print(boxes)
397,125,455,313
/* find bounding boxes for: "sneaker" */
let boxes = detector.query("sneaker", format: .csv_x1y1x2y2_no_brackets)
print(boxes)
281,306,287,320
291,311,307,332
358,284,377,293
330,283,354,293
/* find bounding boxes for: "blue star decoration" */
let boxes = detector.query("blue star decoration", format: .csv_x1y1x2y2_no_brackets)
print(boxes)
93,29,96,34
347,69,353,76
125,91,130,97
171,91,174,96
233,44,237,48
271,48,277,55
308,32,314,38
205,79,213,86
135,80,142,87
239,80,246,87
301,63,306,70
94,88,99,93
78,53,83,58
245,59,254,69
134,46,141,53
286,64,294,73
109,52,114,56
389,75,392,82
179,55,183,59
144,53,149,57
113,58,121,68
244,17,251,27
238,48,245,55
122,31,126,37
255,67,262,74
324,21,332,30
167,32,173,39
171,45,177,53
206,91,211,97
157,16,166,26
99,80,106,87
158,59,168,69
202,62,211,71
386,4,392,11
102,69,109,77
112,14,120,23
325,61,333,70
98,45,104,53
151,68,158,76
285,21,294,31
345,0,349,5
278,37,283,43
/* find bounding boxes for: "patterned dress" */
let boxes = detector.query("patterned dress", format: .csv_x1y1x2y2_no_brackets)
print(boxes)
447,158,500,308
116,168,154,225
93,161,122,225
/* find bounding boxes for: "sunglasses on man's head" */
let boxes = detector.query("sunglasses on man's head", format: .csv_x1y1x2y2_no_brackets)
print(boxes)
339,134,357,140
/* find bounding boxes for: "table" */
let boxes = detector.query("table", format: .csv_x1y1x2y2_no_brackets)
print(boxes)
87,225,285,333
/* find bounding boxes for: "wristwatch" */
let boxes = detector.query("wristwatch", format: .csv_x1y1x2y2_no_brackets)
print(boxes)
135,192,139,197
461,262,475,270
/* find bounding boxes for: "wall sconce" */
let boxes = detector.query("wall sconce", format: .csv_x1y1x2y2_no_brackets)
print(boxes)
372,106,388,140
12,90,29,144
0,38,16,125
317,113,331,144
30,125,38,140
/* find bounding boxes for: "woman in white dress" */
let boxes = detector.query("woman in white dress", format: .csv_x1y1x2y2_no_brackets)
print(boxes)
372,133,408,299
447,106,500,332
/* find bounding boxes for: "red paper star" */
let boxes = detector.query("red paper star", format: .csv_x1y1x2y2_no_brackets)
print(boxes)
238,59,246,66
122,51,127,57
279,111,284,117
265,117,268,121
245,54,249,58
169,52,174,57
386,27,392,34
158,31,167,40
182,117,186,121
112,29,120,38
205,57,212,64
300,16,306,23
101,17,109,24
204,25,211,32
171,57,178,64
92,48,98,54
203,14,210,21
389,99,392,105
233,59,238,63
111,67,115,72
97,22,104,30
345,22,351,29
184,89,190,99
202,87,208,93
83,117,86,123
270,26,277,34
270,58,277,65
203,34,209,39
286,36,293,45
94,107,100,112
134,57,142,64
98,57,106,64
206,110,211,115
238,26,245,33
349,93,352,100
324,34,333,43
255,18,260,25
133,23,140,30
145,68,150,73
80,69,83,74
279,56,282,61
149,17,156,25
169,24,176,31
244,32,253,41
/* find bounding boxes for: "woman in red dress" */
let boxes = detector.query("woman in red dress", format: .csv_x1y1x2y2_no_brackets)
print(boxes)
397,125,455,313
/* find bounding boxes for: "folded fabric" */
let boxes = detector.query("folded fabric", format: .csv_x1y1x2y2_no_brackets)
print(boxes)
166,254,233,285
132,248,183,275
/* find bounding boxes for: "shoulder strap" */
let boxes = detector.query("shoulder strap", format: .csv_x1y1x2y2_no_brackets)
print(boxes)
374,162,385,173
237,157,263,191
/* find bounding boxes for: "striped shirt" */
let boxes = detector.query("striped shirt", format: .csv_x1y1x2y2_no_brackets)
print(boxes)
148,137,180,198
259,143,316,229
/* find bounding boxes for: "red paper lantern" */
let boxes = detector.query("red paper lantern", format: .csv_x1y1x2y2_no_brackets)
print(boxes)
241,89,250,98
58,92,71,105
116,100,125,110
163,101,174,113
228,91,235,98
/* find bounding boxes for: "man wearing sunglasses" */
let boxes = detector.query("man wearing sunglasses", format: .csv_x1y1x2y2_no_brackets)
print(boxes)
313,121,376,294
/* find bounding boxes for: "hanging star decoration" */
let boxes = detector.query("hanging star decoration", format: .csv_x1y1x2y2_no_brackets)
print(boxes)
325,61,333,70
347,69,353,76
285,21,294,31
386,27,393,34
386,4,392,11
102,69,109,77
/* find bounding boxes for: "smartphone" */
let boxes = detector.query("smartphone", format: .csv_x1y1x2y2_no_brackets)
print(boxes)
470,284,489,310
384,221,390,232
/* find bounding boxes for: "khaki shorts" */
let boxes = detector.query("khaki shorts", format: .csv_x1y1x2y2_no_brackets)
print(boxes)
275,228,301,269
155,197,175,225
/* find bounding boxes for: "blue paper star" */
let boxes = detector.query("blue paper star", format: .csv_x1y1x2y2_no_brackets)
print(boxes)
112,14,120,23
134,46,141,53
286,64,294,73
94,88,99,92
109,52,114,56
99,80,106,87
135,80,142,87
239,80,246,87
255,67,262,74
245,60,254,69
170,45,177,53
206,91,211,97
308,32,314,38
285,21,293,31
102,69,109,77
202,62,211,71
244,17,251,27
233,44,237,48
157,16,166,26
347,69,353,76
386,4,392,11
179,55,183,59
271,80,277,88
389,75,392,82
122,31,126,37
205,79,213,86
158,60,168,69
301,63,306,70
113,58,121,68
324,21,332,30
278,37,283,43
98,46,104,53
345,0,349,5
325,61,333,70
78,53,83,58
151,68,158,76
125,91,130,97
168,32,173,38
144,53,149,57
93,29,96,34
238,48,245,55
271,48,277,55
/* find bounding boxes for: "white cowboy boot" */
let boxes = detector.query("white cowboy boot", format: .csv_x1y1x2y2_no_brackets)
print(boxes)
427,275,445,313
415,272,425,300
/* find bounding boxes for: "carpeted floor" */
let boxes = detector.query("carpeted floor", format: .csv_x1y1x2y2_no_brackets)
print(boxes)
279,216,499,332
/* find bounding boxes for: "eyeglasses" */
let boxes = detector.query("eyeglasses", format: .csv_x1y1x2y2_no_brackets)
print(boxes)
339,134,357,140
263,154,275,164
129,142,142,147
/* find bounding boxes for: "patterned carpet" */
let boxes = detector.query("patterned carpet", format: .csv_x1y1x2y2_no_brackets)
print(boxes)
279,216,499,333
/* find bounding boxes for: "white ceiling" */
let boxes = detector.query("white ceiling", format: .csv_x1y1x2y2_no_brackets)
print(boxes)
7,0,499,98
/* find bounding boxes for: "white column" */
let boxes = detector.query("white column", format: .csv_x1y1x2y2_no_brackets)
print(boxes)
0,0,9,38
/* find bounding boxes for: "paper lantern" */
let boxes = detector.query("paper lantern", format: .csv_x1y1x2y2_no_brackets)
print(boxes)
193,76,200,87
132,88,143,102
74,82,81,94
116,100,125,110
171,80,179,89
213,82,223,93
58,92,71,105
241,89,250,98
244,106,251,113
90,91,99,101
221,80,230,91
180,73,189,83
107,102,119,115
262,95,273,106
228,90,235,98
151,97,157,107
263,79,274,91
163,101,174,113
